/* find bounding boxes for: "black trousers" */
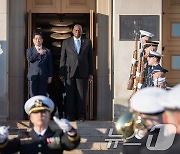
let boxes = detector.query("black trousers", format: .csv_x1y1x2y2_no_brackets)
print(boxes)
29,79,47,97
65,77,88,120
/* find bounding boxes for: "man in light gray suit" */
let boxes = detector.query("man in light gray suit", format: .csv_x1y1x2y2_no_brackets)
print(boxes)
59,24,94,121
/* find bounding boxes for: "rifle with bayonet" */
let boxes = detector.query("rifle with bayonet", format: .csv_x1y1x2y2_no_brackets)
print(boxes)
127,33,138,90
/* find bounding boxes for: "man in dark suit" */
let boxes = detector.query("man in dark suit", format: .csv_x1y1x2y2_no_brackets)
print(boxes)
0,95,80,154
27,32,53,97
59,24,94,121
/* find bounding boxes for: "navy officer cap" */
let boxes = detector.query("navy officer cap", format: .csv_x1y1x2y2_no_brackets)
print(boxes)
140,30,154,38
24,95,54,115
148,50,163,58
144,41,159,49
130,87,166,114
152,65,168,73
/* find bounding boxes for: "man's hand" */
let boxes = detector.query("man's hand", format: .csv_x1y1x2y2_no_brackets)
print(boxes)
0,126,9,143
38,49,46,55
88,75,93,82
48,77,52,84
59,76,65,82
53,116,72,133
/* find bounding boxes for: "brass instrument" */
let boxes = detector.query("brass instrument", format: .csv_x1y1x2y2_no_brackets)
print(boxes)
115,112,148,141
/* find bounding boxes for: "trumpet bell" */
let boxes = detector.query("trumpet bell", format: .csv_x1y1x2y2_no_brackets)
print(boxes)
133,115,148,139
116,112,148,140
116,112,134,139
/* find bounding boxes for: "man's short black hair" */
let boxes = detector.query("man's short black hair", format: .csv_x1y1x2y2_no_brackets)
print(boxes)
33,32,43,39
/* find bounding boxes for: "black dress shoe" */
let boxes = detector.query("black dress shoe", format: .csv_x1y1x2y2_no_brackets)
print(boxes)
79,117,85,122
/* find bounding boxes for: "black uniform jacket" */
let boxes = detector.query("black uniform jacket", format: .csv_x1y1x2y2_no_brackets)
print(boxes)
0,127,80,154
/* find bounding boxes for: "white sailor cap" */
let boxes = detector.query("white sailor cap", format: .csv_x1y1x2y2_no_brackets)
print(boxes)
24,95,54,115
159,84,180,110
140,30,154,38
148,50,163,57
130,87,166,114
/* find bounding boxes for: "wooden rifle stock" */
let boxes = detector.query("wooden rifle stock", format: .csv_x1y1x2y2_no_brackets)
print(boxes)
133,55,145,93
127,40,138,90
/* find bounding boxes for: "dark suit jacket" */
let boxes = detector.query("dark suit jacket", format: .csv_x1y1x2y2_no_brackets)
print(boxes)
60,37,94,79
27,46,53,81
0,127,80,154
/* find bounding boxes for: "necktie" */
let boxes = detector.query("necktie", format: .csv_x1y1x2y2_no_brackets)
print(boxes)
75,39,80,54
38,135,42,140
37,47,40,53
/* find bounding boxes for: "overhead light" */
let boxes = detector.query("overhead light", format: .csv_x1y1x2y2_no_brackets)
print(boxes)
51,27,72,33
50,21,73,26
52,42,61,48
50,33,71,40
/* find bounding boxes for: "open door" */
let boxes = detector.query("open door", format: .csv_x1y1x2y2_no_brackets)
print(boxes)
27,13,96,120
26,11,32,100
86,10,94,120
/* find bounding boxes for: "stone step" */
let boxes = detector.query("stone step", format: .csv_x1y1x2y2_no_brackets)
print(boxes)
0,120,116,129
5,120,124,153
64,149,123,154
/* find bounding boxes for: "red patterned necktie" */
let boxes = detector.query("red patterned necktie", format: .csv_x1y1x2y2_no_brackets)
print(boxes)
37,47,40,53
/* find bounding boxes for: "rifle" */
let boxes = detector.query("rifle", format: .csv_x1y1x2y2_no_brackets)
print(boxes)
127,39,138,90
133,55,143,93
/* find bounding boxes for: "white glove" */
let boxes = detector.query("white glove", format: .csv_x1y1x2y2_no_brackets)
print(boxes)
0,126,9,143
132,58,138,65
138,83,143,89
53,116,72,133
136,71,140,77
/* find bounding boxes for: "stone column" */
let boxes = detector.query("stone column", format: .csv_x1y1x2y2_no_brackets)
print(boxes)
8,0,26,119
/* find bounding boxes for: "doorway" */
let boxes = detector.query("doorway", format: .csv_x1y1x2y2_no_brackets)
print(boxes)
26,13,96,120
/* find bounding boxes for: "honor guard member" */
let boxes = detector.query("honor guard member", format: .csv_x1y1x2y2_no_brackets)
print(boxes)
152,65,168,88
131,30,154,69
139,30,154,48
140,84,180,154
0,95,80,154
141,41,159,87
146,50,163,87
134,30,154,64
123,87,166,154
143,41,159,59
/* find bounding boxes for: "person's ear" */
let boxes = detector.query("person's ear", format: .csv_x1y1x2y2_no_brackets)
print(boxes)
162,112,168,123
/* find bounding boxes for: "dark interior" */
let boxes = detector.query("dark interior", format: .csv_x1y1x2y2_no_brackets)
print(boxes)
29,13,93,119
32,13,90,76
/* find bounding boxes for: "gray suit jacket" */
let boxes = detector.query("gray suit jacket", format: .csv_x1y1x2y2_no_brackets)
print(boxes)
60,37,94,78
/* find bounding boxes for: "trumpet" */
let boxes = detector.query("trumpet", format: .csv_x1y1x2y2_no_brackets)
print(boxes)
115,112,148,141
